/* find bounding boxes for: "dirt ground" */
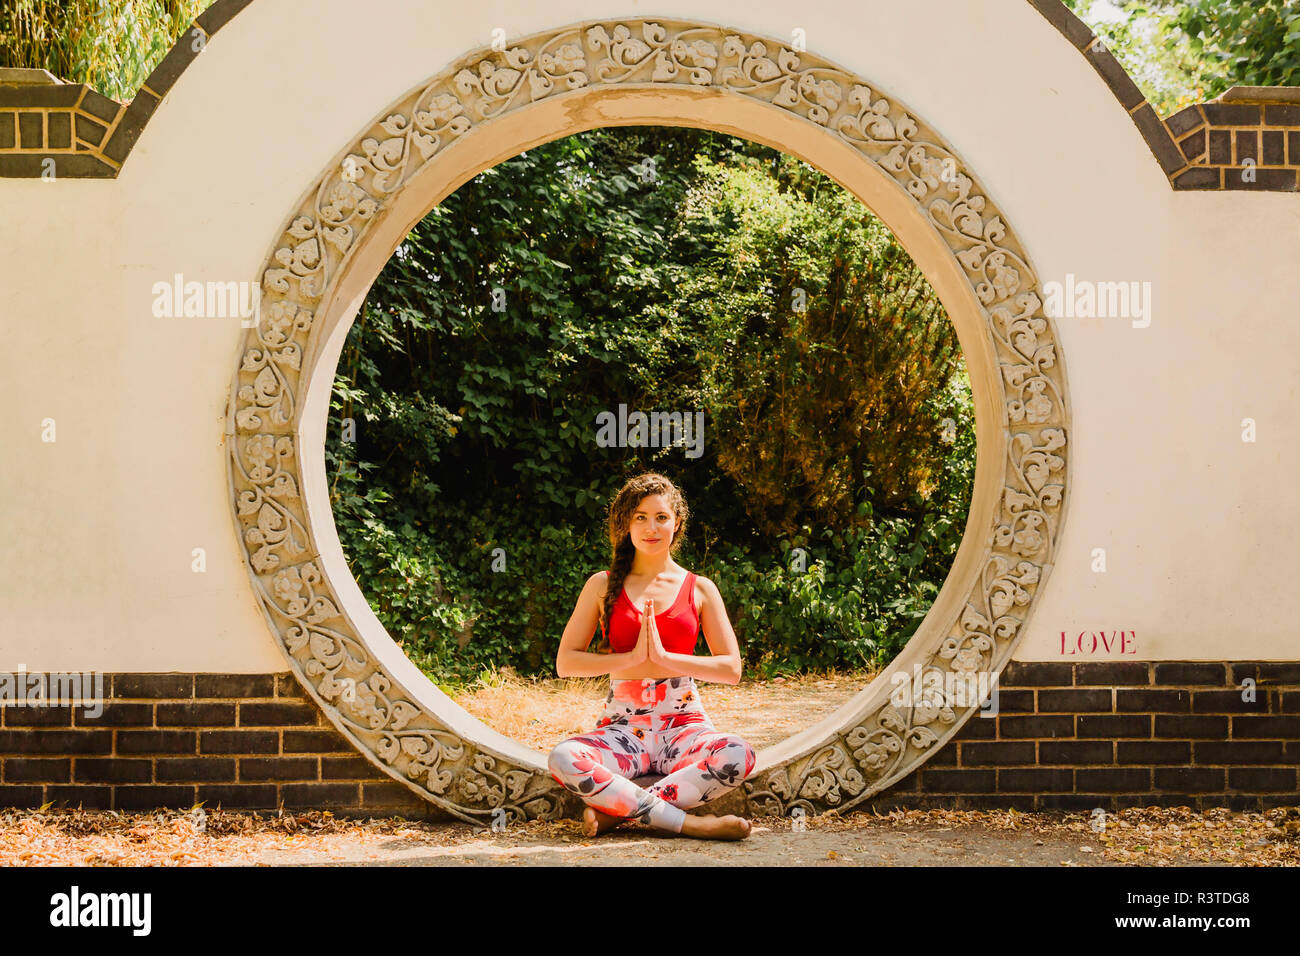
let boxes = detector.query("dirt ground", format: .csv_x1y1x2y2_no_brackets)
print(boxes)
3,805,1296,867
248,814,1143,867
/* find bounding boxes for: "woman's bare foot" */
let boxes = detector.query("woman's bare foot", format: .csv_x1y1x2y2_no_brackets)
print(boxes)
582,806,627,837
678,813,752,841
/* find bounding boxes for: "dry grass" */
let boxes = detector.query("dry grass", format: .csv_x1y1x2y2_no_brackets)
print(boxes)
448,665,881,751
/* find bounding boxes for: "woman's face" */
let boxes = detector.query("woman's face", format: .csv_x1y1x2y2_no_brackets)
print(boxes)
628,493,677,553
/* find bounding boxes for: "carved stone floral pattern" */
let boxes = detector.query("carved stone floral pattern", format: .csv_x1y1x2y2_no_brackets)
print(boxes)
228,19,1071,822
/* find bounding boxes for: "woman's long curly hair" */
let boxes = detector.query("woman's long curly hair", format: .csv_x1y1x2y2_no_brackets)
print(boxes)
596,473,691,644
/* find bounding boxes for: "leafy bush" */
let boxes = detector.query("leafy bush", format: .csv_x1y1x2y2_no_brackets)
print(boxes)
325,127,976,684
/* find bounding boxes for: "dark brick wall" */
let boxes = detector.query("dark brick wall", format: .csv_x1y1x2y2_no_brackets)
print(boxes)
1,664,1295,817
1166,100,1300,190
0,79,125,177
870,661,1300,813
0,673,448,819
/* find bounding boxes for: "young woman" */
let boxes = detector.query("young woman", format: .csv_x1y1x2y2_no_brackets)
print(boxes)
548,472,757,840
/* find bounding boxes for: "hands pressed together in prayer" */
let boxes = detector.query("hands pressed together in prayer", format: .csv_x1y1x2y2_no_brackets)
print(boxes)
628,598,669,666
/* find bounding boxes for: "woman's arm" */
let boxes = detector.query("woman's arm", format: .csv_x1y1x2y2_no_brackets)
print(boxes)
555,572,646,677
647,576,744,684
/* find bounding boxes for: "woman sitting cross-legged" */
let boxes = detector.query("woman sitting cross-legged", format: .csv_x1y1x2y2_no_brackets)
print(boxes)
548,472,756,840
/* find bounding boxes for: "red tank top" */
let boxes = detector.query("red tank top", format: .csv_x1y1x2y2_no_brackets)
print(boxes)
599,570,700,654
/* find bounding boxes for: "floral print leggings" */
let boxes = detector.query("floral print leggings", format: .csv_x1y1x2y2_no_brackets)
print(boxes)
547,676,757,833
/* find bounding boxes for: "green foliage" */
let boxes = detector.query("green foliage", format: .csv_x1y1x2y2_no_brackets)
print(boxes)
1174,0,1300,91
326,127,976,683
672,153,961,537
0,0,210,101
1064,0,1299,114
709,377,975,679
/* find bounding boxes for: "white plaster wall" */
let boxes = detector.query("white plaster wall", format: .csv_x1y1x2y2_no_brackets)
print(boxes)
0,0,1297,669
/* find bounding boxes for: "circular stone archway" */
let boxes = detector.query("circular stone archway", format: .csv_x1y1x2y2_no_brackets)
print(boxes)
226,18,1071,824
